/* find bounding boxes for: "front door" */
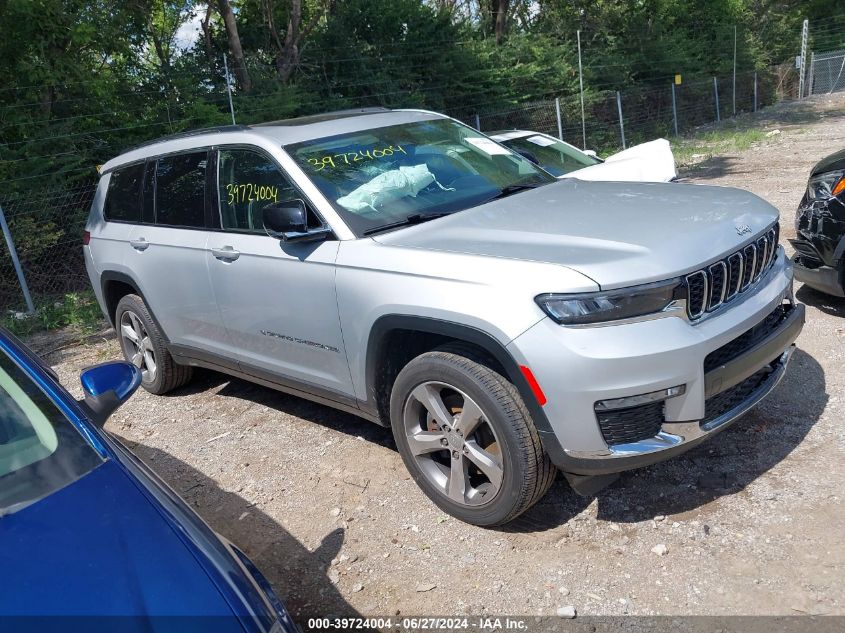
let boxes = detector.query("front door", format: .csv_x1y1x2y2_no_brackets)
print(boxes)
206,147,354,399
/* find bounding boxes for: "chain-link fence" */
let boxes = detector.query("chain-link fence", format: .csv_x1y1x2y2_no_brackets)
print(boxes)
455,67,789,152
0,181,97,312
810,49,845,94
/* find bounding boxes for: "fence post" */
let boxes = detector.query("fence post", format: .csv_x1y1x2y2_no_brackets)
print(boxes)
474,113,481,131
616,91,626,149
0,204,35,314
713,77,721,123
732,25,737,115
808,52,815,96
671,82,679,136
555,97,563,140
798,19,809,98
223,53,236,125
753,72,758,112
577,30,586,149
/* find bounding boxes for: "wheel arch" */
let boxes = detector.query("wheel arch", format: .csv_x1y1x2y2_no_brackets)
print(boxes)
100,271,169,344
363,315,567,463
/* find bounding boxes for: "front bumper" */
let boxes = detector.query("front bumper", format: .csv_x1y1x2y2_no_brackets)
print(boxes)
508,249,803,476
791,253,844,297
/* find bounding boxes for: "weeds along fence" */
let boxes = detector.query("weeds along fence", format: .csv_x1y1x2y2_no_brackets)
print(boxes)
0,63,801,314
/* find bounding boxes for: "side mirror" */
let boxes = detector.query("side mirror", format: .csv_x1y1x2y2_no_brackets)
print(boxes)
263,199,331,243
79,361,141,427
583,149,598,158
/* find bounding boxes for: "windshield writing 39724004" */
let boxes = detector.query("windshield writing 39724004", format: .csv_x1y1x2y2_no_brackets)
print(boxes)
306,145,407,171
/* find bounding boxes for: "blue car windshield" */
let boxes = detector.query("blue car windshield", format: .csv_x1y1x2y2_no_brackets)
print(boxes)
286,118,554,236
0,350,103,515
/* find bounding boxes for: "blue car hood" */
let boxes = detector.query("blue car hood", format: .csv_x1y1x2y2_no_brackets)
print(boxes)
0,460,237,618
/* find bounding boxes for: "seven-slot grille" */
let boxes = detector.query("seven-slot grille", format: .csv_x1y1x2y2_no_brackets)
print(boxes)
685,223,779,320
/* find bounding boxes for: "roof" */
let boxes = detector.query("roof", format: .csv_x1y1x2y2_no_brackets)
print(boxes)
101,108,446,174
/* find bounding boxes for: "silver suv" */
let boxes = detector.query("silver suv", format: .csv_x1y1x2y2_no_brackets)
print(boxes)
84,108,804,526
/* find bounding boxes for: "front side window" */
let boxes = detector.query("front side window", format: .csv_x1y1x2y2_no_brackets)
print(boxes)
0,350,103,515
501,134,600,177
104,162,144,222
217,149,297,232
285,118,554,236
155,151,208,228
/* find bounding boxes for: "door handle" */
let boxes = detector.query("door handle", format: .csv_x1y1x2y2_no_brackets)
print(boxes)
211,246,240,262
130,238,149,251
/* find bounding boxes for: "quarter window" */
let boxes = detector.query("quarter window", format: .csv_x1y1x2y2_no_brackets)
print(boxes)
155,151,208,228
104,163,144,222
217,149,297,232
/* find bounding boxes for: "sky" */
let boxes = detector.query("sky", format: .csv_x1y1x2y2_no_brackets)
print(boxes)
174,9,204,51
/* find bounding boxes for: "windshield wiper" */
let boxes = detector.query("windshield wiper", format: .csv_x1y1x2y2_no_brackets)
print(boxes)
482,182,546,204
363,212,453,236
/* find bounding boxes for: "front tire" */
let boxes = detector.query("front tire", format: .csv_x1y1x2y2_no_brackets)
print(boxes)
389,344,555,526
115,294,192,395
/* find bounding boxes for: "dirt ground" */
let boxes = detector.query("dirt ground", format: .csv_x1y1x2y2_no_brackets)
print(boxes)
31,93,845,624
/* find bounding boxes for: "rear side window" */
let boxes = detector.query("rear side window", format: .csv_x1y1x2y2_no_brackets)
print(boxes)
217,149,298,232
103,163,144,222
155,151,208,228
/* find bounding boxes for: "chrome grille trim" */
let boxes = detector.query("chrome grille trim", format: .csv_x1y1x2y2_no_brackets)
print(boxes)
754,236,768,280
707,261,728,310
741,244,757,290
685,270,708,319
685,223,779,322
725,252,743,299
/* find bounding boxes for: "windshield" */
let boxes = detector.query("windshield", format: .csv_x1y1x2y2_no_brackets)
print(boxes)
498,134,600,177
0,349,103,515
286,118,554,236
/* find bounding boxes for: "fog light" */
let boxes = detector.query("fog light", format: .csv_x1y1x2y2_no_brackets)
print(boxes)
595,385,686,411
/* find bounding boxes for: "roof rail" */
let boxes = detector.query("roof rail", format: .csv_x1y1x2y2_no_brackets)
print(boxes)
123,124,251,153
254,107,392,127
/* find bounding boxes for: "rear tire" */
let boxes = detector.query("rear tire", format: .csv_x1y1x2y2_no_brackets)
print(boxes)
389,344,555,526
115,294,192,395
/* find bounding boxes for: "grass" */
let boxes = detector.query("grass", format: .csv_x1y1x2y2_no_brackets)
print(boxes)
2,290,107,337
671,123,768,167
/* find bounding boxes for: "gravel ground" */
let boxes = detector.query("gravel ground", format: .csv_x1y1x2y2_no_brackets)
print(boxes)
30,94,845,624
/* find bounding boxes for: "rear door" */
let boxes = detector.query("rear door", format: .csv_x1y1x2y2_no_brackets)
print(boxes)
126,150,228,352
87,163,146,294
205,146,354,399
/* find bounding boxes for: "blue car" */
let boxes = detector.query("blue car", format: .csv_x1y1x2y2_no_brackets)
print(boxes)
0,327,297,633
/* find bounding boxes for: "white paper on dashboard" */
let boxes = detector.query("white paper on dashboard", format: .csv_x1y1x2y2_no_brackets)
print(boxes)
465,137,511,155
526,135,557,147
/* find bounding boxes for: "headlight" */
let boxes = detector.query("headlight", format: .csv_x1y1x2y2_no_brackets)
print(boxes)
536,279,683,325
807,170,845,200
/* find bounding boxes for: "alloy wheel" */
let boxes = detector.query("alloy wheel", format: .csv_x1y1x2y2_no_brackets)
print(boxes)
403,381,504,507
119,310,157,383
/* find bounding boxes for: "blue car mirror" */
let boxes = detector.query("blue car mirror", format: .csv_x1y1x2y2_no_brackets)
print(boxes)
79,361,142,426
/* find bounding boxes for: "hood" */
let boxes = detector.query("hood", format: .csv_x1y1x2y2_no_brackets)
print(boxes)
811,148,845,177
562,139,676,183
0,460,239,621
373,179,778,289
